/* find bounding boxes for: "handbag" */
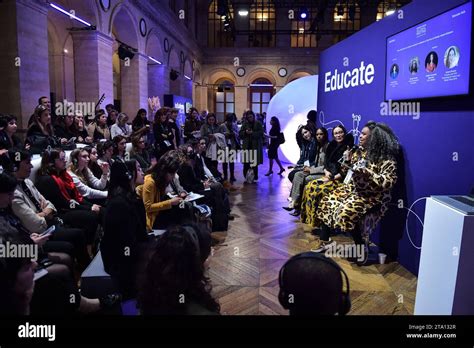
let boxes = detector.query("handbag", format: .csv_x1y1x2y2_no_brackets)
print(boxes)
278,132,286,144
245,168,255,184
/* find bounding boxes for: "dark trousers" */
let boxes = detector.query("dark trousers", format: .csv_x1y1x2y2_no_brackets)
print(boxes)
243,163,259,180
152,204,195,229
320,223,364,245
59,210,100,244
222,162,235,180
48,226,90,268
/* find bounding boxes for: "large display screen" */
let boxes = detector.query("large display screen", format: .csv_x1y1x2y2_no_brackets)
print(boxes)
385,1,472,100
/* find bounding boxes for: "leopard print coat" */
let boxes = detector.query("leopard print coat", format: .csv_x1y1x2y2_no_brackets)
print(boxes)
314,150,397,234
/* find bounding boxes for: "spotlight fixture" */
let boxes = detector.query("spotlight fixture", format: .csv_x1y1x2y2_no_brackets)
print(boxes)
299,7,308,20
184,75,192,81
148,56,162,65
170,69,180,81
238,9,249,16
385,9,396,16
118,44,135,60
223,16,231,31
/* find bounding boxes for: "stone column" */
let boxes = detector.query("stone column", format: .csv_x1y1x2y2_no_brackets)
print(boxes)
120,52,148,119
234,85,248,120
0,0,49,128
71,30,114,116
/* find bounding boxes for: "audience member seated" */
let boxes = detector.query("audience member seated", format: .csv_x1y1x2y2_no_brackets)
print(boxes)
72,112,93,144
194,137,223,182
8,149,90,269
138,224,220,315
284,127,329,216
183,107,202,141
110,113,133,139
112,135,127,161
287,125,319,183
26,105,60,154
153,107,175,159
311,123,399,264
137,150,194,231
0,114,23,151
296,110,317,149
54,113,76,144
131,108,151,142
83,145,105,180
87,109,111,142
278,252,351,315
35,148,101,251
300,125,354,228
101,159,149,299
130,135,156,173
177,142,231,231
97,140,115,168
68,148,108,203
0,170,120,316
106,108,118,128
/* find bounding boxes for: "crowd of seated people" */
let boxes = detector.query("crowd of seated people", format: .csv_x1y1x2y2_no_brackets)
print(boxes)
1,98,400,316
0,102,246,316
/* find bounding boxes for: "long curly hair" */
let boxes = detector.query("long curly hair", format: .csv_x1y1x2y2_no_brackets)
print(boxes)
138,225,220,315
150,150,184,192
365,122,399,163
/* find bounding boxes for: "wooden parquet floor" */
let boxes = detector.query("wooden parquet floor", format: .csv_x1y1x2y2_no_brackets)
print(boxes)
208,163,417,315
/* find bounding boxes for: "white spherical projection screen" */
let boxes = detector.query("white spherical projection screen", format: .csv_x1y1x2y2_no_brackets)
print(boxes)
266,75,318,164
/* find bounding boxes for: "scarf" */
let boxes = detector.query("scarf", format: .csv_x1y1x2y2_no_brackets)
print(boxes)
51,171,83,203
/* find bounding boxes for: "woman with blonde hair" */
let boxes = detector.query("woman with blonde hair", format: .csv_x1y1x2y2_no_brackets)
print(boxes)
67,148,109,203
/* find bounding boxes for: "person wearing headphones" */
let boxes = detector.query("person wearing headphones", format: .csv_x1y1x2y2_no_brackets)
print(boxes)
67,148,108,203
278,252,351,316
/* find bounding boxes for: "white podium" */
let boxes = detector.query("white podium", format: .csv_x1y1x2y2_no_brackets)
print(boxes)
415,196,474,315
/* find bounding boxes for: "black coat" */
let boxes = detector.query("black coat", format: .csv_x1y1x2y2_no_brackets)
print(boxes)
100,192,149,299
324,134,354,176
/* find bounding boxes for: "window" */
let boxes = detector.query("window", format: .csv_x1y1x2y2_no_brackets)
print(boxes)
376,0,402,21
333,1,361,43
249,78,273,115
249,0,276,47
215,80,235,122
208,0,234,47
291,7,318,48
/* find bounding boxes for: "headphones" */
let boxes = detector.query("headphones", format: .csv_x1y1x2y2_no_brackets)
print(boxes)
278,252,351,315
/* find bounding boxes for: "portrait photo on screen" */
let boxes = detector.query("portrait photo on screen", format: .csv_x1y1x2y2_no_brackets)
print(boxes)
409,57,419,74
444,46,460,69
425,51,438,73
390,64,399,79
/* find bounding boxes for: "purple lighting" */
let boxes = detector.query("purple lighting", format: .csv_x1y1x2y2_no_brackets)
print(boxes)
50,3,92,27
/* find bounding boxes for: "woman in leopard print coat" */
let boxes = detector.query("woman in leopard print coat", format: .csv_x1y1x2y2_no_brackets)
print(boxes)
311,122,399,257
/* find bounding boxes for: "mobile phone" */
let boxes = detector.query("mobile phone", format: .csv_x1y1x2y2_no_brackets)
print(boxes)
40,225,56,237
